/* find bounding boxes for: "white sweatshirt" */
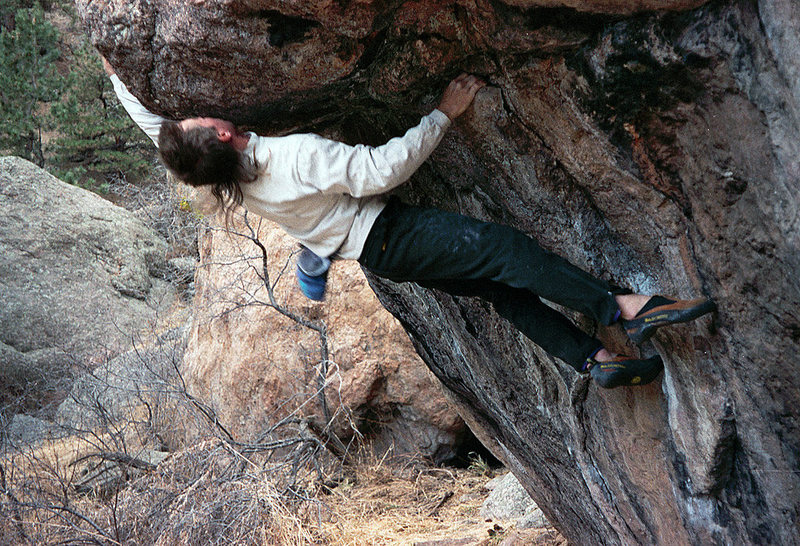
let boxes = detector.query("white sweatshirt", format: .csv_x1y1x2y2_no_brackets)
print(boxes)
110,75,451,259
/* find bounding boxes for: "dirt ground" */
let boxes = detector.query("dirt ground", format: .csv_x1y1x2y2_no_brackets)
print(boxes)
317,455,567,546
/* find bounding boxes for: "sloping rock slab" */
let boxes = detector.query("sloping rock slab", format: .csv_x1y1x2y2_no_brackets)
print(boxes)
0,156,175,411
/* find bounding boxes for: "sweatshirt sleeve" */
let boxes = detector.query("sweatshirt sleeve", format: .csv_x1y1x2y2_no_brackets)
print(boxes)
296,109,452,198
110,74,167,147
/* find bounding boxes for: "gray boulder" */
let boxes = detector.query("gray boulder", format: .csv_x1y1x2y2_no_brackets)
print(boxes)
482,473,549,529
0,340,75,414
0,156,175,411
3,413,63,446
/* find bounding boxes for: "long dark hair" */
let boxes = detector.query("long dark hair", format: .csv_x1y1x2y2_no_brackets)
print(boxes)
158,120,256,226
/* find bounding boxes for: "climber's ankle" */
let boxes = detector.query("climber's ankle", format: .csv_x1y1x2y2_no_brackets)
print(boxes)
614,294,651,321
594,347,615,362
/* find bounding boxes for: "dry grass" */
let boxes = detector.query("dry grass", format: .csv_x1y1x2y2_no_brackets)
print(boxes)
2,432,566,545
114,439,318,545
319,453,491,545
316,451,566,546
3,354,560,546
111,443,504,546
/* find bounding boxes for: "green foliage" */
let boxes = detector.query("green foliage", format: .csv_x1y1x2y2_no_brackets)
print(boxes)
1,0,35,28
467,452,493,477
49,39,154,190
1,1,155,190
0,2,62,165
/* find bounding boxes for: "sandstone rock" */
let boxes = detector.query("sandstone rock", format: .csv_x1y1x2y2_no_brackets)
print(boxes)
0,157,177,412
366,4,800,544
182,218,464,461
82,0,800,543
75,0,710,130
499,0,708,13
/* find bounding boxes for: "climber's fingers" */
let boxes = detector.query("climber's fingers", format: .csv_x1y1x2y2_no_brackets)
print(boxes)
452,73,485,89
438,73,486,120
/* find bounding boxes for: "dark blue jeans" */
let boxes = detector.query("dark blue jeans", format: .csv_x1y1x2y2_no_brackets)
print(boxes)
358,200,619,371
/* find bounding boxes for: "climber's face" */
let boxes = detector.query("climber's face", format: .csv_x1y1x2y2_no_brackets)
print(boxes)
180,116,238,138
179,117,248,150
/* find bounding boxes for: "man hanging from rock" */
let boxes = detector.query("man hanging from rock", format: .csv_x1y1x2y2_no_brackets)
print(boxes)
103,57,714,389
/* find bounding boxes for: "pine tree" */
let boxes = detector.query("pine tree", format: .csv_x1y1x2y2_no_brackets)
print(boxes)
0,2,62,166
49,38,153,189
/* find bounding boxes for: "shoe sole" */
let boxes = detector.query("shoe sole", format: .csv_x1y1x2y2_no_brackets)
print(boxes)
625,298,716,345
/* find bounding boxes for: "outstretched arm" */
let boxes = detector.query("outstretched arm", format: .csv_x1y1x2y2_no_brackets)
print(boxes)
101,55,166,147
301,73,486,198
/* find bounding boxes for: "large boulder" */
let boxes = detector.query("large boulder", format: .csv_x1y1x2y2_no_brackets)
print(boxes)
0,157,174,412
80,0,800,543
77,0,712,130
182,218,464,462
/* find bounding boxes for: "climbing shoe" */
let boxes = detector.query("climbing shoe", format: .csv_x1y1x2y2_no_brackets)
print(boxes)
622,296,716,345
584,354,664,389
296,246,331,301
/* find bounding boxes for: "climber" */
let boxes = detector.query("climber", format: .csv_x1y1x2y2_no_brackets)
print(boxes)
103,57,715,389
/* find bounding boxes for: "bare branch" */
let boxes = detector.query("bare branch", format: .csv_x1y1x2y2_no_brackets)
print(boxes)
68,452,157,472
0,461,30,544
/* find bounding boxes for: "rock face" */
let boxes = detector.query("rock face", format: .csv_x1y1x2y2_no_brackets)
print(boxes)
80,1,800,544
182,218,464,462
78,0,712,130
0,157,174,413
